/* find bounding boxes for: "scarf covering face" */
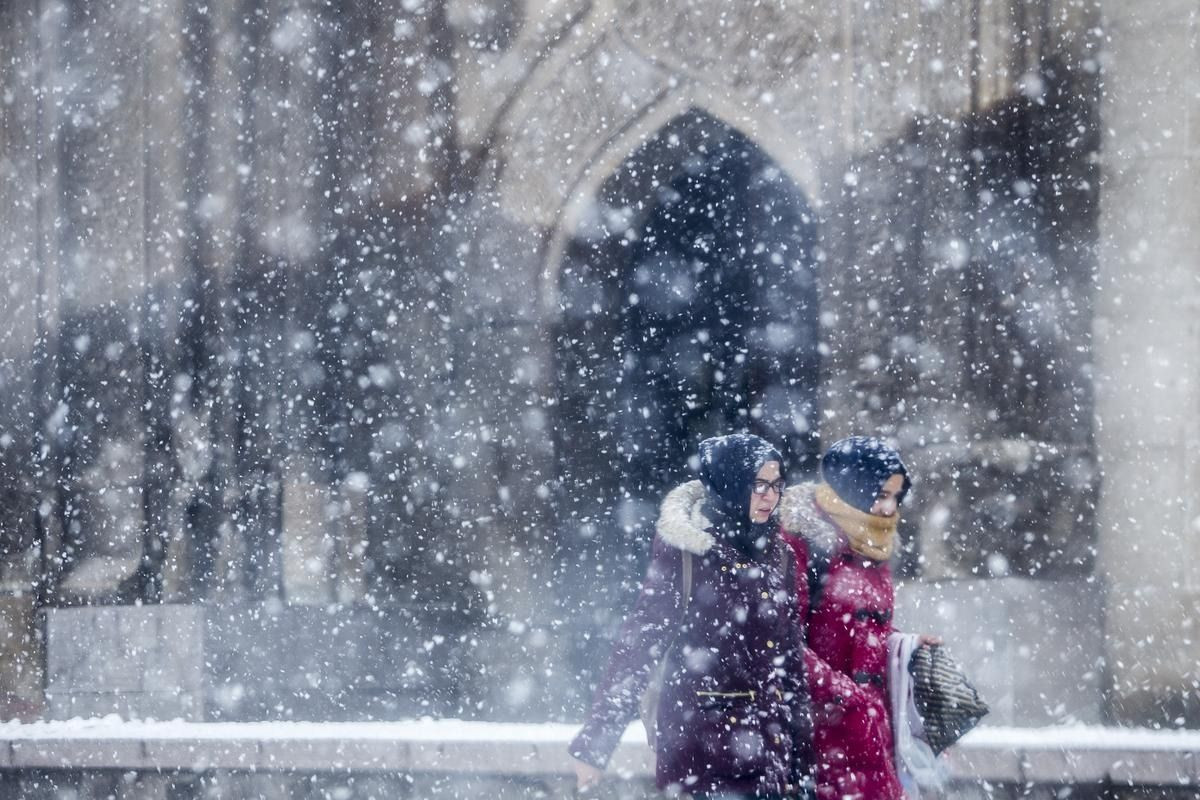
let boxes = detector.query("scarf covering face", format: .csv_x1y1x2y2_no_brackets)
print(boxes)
697,433,784,557
814,481,899,561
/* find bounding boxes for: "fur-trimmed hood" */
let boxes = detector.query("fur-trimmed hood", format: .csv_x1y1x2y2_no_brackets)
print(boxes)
657,479,793,556
778,481,844,554
655,480,716,555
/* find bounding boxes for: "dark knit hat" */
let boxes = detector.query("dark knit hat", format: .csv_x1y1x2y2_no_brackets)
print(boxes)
820,436,911,513
698,434,785,523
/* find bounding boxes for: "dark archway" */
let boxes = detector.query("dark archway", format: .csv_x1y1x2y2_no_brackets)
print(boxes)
552,109,821,696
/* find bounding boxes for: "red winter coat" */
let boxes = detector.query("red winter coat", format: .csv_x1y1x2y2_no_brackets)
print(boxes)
779,483,905,800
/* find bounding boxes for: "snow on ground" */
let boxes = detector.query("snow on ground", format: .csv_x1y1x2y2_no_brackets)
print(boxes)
0,719,1194,786
0,718,1196,751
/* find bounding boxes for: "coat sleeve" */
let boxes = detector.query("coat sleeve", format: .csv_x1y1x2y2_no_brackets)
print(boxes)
776,541,815,784
568,536,684,769
805,647,875,709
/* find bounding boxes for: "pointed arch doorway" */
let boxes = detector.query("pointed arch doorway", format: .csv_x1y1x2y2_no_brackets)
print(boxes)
552,109,822,680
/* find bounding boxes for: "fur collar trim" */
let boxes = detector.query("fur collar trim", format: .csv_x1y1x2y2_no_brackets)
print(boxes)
656,480,715,555
778,482,844,555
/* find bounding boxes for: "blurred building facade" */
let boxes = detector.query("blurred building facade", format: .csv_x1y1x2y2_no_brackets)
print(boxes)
0,0,1194,730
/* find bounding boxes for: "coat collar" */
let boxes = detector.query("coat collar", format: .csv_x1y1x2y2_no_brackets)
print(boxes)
657,480,788,559
656,480,716,555
778,482,844,555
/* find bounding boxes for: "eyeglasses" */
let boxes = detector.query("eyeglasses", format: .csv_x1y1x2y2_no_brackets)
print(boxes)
752,479,786,496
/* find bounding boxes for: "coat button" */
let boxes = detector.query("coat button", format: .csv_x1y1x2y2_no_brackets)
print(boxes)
761,591,769,599
729,716,738,724
766,640,775,649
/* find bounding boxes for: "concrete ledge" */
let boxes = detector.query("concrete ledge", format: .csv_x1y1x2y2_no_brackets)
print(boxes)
44,606,205,722
8,737,145,769
0,720,1196,786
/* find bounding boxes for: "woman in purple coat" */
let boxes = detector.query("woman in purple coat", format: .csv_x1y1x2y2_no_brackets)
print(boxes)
569,434,814,799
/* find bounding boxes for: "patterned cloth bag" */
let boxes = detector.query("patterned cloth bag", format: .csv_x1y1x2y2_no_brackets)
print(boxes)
908,644,989,754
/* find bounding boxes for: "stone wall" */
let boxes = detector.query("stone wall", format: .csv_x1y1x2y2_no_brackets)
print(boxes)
1095,0,1200,727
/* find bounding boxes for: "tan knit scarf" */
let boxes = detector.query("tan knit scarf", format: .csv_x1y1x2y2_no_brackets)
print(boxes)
814,482,899,562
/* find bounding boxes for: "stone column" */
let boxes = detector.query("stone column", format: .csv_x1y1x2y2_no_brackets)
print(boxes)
1095,2,1200,725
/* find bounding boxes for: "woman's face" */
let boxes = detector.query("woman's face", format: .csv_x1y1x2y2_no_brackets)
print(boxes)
870,473,906,517
748,461,784,523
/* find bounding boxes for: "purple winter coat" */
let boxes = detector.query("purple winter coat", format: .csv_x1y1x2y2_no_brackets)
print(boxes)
570,480,814,797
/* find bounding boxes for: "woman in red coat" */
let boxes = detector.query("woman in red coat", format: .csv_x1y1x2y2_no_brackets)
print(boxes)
778,436,934,800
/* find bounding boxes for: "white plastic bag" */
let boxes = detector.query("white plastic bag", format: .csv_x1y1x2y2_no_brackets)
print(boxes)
888,632,946,798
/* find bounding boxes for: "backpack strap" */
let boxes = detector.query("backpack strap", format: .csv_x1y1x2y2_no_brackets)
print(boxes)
774,539,796,593
805,541,833,618
680,550,693,610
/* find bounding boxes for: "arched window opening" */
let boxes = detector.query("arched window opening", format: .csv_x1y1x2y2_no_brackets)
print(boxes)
552,110,821,690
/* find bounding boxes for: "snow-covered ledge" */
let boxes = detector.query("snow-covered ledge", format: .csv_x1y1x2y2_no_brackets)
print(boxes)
0,720,1196,787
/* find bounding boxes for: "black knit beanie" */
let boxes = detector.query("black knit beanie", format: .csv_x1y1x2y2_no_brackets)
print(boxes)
820,436,911,513
698,434,784,555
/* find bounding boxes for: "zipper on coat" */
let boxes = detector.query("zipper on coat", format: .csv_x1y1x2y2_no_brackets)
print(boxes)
696,690,756,700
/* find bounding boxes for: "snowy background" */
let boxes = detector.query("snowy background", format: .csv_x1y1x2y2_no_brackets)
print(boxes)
0,0,1197,794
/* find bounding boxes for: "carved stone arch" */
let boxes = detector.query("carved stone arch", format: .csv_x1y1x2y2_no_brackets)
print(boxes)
540,89,824,313
488,0,826,309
